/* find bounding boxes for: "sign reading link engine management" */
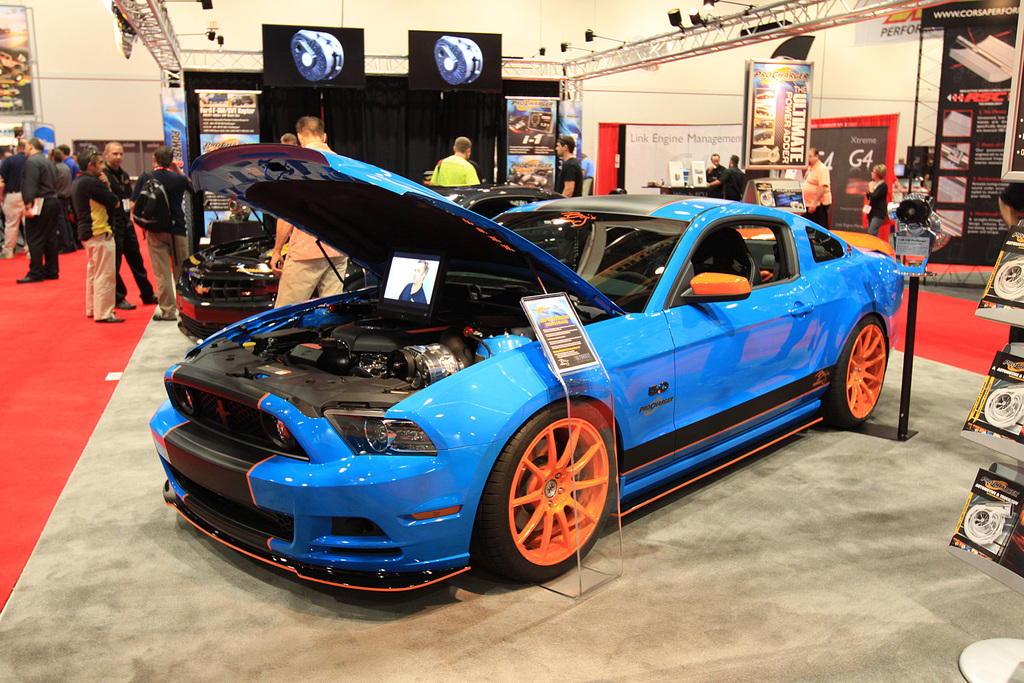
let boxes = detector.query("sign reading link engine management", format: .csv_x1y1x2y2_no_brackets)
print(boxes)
744,59,812,170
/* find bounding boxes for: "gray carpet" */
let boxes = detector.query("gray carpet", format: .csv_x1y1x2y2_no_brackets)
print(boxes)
0,320,1018,682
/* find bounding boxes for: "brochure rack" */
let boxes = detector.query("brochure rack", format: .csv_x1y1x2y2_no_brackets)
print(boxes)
952,220,1024,681
521,293,623,599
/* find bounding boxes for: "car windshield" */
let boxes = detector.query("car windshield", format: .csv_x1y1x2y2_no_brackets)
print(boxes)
499,211,687,313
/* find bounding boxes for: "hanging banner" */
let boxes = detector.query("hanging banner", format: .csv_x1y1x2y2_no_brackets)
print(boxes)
0,6,32,116
559,99,583,152
161,86,188,171
810,115,898,232
743,59,812,170
623,123,742,195
854,7,923,46
197,90,261,227
926,6,1017,265
507,97,557,189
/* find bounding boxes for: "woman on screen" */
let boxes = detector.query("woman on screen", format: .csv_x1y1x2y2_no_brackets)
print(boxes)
399,260,429,304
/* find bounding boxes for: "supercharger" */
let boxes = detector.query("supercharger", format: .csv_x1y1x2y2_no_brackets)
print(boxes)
434,36,483,85
291,30,344,82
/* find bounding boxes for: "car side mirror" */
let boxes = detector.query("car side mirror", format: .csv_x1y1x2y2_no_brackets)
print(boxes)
681,272,752,304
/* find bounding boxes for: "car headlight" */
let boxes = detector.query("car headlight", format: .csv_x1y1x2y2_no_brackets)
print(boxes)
324,409,437,455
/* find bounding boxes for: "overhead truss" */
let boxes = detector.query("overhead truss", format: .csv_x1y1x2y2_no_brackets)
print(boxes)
110,0,181,79
563,0,949,80
117,0,948,85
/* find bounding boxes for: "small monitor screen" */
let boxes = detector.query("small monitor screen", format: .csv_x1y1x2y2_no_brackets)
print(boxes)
894,163,907,177
262,24,365,88
378,250,445,321
408,30,502,92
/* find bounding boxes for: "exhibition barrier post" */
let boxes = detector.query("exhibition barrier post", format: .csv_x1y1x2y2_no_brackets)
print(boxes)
521,293,622,599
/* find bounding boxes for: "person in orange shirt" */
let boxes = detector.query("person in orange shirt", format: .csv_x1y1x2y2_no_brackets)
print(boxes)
271,116,348,308
802,147,833,228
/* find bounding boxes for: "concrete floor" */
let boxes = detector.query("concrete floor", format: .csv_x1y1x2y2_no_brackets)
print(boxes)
1,319,1020,682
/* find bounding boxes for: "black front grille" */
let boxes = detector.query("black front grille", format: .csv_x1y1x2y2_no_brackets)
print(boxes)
179,313,225,339
170,464,295,543
170,383,309,460
187,274,277,303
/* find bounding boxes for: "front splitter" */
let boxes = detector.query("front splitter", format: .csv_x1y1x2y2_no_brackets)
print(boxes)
163,480,470,592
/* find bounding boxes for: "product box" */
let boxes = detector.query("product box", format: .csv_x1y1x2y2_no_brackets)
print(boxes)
962,344,1024,462
950,467,1024,562
949,464,1024,596
976,228,1024,325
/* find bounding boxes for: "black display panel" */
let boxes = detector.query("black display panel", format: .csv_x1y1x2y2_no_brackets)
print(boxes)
378,250,445,322
408,30,502,92
262,24,365,88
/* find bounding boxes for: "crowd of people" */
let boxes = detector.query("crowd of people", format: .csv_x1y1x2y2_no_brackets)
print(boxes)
0,138,193,323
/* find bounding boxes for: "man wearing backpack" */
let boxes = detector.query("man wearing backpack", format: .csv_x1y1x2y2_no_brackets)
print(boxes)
131,145,192,321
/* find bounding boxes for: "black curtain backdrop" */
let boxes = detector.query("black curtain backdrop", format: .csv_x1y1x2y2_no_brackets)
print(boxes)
183,71,558,186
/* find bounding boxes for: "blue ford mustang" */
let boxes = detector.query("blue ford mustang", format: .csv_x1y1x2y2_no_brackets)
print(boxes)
151,144,903,590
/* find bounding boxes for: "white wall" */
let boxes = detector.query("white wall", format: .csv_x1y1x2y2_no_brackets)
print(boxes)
27,0,932,159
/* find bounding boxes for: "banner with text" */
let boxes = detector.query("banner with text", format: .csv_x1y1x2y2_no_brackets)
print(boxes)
0,6,32,116
808,122,893,232
623,124,743,195
930,17,1016,265
507,97,557,189
197,90,261,227
744,59,812,170
854,6,923,46
162,87,188,171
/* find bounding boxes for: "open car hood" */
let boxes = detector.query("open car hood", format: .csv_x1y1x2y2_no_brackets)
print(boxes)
191,144,623,316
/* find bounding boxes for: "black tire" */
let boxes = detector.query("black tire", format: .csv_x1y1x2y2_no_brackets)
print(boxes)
822,317,888,429
472,400,615,583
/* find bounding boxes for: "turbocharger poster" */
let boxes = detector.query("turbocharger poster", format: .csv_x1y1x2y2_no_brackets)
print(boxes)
950,468,1024,569
976,228,1024,324
963,345,1024,458
743,59,812,170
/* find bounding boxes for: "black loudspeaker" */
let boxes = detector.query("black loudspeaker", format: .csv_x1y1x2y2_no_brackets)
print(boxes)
208,221,265,245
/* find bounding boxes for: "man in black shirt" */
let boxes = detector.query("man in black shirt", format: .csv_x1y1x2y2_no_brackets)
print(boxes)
132,145,193,321
719,155,746,201
705,153,725,198
18,138,60,283
554,135,583,197
104,141,156,309
73,151,123,322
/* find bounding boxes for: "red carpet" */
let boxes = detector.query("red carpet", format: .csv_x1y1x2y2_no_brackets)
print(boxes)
0,251,1008,609
894,287,1007,375
0,230,154,607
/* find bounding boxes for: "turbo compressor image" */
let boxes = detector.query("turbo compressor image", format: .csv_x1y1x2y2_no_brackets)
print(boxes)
434,35,483,85
291,29,344,82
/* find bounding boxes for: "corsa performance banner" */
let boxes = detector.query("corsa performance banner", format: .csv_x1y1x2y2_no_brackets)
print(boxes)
924,0,1018,265
810,115,898,232
743,60,812,170
507,97,557,190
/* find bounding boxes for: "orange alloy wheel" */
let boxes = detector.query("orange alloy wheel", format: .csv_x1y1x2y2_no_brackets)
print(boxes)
845,324,886,419
507,417,610,566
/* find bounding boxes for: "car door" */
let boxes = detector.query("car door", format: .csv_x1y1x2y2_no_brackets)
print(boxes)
663,218,828,465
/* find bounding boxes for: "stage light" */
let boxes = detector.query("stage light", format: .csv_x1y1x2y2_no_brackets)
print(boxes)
539,46,546,56
561,42,569,52
689,8,706,25
199,0,213,9
585,29,594,42
668,8,683,27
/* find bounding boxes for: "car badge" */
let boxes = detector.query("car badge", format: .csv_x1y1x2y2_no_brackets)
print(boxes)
195,284,210,295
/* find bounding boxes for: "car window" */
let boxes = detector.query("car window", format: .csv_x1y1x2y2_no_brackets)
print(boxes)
470,197,534,219
806,226,845,262
500,211,687,313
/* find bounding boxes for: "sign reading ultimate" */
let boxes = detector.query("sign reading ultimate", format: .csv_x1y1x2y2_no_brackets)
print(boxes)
744,60,812,170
